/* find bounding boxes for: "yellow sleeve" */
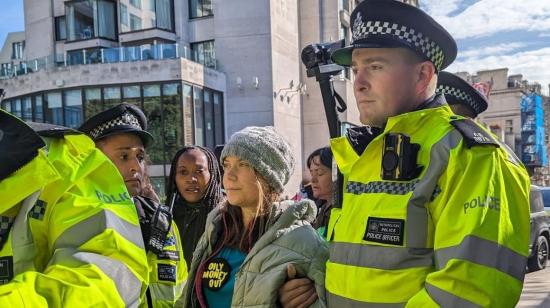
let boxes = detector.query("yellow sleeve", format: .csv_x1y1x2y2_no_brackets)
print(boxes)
0,137,150,307
407,144,531,307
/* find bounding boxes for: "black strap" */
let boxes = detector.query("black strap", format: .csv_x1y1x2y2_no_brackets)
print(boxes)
333,90,347,113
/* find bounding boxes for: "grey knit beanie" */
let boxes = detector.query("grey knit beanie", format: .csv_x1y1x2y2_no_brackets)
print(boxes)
221,126,295,193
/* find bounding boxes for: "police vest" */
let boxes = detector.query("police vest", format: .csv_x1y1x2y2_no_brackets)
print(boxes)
326,102,530,307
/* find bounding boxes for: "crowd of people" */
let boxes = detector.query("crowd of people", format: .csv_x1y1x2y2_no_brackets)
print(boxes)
0,0,532,307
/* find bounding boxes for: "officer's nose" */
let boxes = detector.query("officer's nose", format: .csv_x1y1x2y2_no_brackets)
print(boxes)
354,70,370,93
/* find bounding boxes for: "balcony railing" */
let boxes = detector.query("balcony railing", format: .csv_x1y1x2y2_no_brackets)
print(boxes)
0,43,218,79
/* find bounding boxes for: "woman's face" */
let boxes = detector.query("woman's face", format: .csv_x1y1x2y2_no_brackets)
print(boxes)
222,156,260,210
175,149,211,203
309,155,333,201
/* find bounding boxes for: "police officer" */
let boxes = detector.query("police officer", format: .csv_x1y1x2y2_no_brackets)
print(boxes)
79,103,187,307
0,110,149,306
437,71,488,119
280,1,531,307
438,71,524,166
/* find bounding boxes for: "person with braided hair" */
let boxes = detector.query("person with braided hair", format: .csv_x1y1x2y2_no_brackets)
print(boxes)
166,146,224,269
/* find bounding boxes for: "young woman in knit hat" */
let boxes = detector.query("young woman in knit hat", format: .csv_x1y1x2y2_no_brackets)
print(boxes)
165,146,224,269
180,126,328,308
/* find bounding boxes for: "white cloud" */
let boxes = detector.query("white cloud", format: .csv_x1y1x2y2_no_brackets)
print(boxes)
423,0,550,39
421,0,462,16
458,42,526,60
447,47,550,95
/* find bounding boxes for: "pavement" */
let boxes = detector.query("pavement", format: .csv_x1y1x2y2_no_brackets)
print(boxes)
517,267,550,307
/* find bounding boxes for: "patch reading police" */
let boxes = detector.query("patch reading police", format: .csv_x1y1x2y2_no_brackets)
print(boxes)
202,258,232,291
157,264,176,282
0,256,14,285
364,217,405,246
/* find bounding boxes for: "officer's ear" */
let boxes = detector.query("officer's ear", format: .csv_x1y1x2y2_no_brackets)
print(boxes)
414,61,437,98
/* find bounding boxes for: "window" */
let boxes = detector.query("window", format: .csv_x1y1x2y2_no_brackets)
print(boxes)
193,87,204,146
103,86,121,110
143,84,163,163
34,95,44,122
84,88,102,119
123,85,141,107
130,0,141,9
120,0,173,32
1,63,10,77
130,14,142,31
12,42,24,60
505,119,513,134
66,0,117,41
182,84,194,145
191,40,216,68
12,99,22,118
156,0,173,30
339,0,349,11
189,0,212,18
120,3,128,26
46,92,63,125
55,16,67,41
64,89,83,128
340,25,350,79
213,91,224,146
22,97,32,121
203,89,215,149
162,83,183,160
2,100,11,112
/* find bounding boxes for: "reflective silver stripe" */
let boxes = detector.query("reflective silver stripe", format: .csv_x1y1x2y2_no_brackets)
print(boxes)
434,235,527,281
49,248,142,307
347,180,419,195
330,242,433,269
53,209,145,251
406,130,462,247
500,142,522,166
425,283,481,308
328,291,405,307
12,190,41,275
149,281,185,304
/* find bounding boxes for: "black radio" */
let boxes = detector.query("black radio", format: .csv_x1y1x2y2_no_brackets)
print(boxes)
381,133,423,181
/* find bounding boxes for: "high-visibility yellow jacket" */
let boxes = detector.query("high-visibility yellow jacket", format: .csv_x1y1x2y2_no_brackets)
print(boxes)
0,111,150,307
146,223,187,307
326,95,530,307
133,196,187,307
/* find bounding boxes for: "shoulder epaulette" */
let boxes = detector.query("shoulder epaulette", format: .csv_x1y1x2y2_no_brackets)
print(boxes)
451,118,500,149
27,122,81,138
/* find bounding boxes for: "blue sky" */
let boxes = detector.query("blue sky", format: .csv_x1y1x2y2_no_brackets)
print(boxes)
1,1,549,94
0,1,24,47
421,0,550,95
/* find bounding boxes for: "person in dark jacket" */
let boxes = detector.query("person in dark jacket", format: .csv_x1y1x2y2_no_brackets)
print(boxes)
166,146,224,268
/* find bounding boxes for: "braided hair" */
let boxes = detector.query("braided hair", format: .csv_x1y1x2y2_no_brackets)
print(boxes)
166,146,224,211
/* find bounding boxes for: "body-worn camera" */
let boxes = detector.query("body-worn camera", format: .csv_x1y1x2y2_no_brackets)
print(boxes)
381,133,423,181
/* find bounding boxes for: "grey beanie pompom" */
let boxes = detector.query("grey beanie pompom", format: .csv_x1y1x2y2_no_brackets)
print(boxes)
221,126,295,193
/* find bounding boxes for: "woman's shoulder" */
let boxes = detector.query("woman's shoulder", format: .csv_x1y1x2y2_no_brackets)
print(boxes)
268,200,326,255
277,199,318,224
